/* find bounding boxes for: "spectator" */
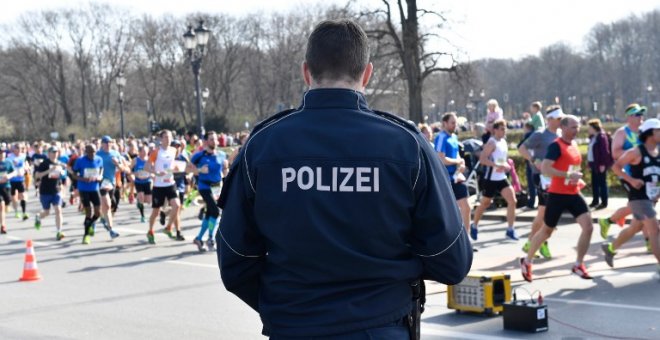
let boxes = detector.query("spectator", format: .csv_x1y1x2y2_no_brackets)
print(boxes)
483,99,503,144
518,122,537,209
530,101,545,131
587,119,613,209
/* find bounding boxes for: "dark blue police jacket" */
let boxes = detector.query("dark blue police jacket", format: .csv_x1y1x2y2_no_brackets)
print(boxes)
218,88,472,337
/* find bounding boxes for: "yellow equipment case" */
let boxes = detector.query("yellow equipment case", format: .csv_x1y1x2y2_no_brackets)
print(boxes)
447,271,511,315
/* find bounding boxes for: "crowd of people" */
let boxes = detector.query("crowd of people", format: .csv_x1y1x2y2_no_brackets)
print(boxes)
423,99,660,281
0,129,248,252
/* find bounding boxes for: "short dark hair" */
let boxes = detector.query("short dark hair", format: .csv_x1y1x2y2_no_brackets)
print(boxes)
441,112,457,122
492,119,507,130
158,129,171,138
305,19,370,82
640,129,654,143
204,131,217,140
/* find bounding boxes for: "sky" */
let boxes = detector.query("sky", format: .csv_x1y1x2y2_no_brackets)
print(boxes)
2,0,660,60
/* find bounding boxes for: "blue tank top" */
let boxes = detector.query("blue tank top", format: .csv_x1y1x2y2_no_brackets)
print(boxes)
133,158,151,184
623,126,641,174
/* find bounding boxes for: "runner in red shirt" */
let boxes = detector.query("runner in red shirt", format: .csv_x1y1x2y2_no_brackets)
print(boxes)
520,114,595,282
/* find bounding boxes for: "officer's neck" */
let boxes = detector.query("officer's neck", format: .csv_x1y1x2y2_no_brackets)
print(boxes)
308,80,365,93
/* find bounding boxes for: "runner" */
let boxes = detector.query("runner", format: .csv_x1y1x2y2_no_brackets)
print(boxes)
96,136,123,238
599,103,651,253
144,130,182,245
601,118,660,279
470,119,519,241
7,143,30,220
131,144,152,223
517,105,564,258
520,114,594,282
0,148,15,234
33,146,66,240
189,131,227,251
435,112,471,237
71,144,104,245
163,139,187,241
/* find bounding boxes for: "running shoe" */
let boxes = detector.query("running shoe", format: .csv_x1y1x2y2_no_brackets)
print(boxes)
520,258,533,282
175,234,185,241
206,239,216,252
140,216,145,223
646,239,652,254
522,241,530,253
469,223,478,241
34,216,41,231
571,263,593,279
14,212,20,219
22,213,29,221
505,228,519,241
110,230,120,239
601,243,616,268
0,225,6,234
147,231,156,244
193,238,206,252
539,241,552,259
82,235,91,245
163,228,175,239
598,218,611,239
159,211,166,226
87,225,95,237
56,232,65,241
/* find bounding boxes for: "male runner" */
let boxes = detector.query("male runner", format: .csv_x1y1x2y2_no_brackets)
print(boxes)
33,146,66,240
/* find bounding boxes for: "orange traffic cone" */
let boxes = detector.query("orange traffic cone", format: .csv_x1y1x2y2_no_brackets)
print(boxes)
19,239,42,281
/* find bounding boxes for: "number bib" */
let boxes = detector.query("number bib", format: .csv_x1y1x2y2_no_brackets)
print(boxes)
84,168,100,179
646,182,659,200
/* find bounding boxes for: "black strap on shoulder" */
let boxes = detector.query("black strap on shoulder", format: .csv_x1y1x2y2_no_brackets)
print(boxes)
371,110,420,134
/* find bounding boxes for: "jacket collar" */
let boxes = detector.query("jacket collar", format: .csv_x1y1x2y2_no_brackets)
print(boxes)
300,88,370,111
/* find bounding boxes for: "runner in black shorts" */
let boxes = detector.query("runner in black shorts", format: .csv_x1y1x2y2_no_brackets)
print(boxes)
0,148,15,234
71,144,104,245
434,112,472,238
521,114,594,282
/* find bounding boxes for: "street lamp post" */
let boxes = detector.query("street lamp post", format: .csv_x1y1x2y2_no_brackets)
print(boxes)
116,71,127,141
183,20,211,137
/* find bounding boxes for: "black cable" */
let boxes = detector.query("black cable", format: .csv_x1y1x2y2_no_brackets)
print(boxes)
549,316,652,340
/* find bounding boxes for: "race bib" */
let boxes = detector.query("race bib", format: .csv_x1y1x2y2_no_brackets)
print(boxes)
211,184,222,200
101,179,114,190
136,170,150,180
540,175,551,190
84,168,100,179
49,165,63,179
646,182,659,200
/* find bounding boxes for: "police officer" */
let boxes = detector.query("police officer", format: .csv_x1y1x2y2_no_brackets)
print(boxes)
218,19,472,339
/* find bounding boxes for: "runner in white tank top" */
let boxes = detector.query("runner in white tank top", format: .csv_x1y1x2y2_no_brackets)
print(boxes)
471,119,519,242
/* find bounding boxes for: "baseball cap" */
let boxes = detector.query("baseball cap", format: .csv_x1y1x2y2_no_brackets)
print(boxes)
639,118,660,133
625,103,647,116
170,140,182,147
546,107,564,119
101,135,113,143
48,146,59,153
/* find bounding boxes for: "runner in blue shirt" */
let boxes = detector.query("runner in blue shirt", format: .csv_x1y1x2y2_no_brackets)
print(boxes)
7,144,29,220
189,131,228,252
71,144,105,244
0,148,15,234
96,136,126,238
131,144,153,223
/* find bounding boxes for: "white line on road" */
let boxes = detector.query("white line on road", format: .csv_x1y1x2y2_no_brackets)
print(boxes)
6,235,52,247
141,257,217,269
545,297,660,312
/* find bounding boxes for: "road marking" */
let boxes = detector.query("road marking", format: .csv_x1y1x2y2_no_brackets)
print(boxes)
545,297,660,312
6,235,52,247
421,324,512,340
141,257,216,269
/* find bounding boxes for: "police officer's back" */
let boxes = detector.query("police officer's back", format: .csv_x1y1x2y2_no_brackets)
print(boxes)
218,19,472,339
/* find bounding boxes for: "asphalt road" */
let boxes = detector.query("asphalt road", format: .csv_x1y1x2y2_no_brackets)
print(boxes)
1,193,658,339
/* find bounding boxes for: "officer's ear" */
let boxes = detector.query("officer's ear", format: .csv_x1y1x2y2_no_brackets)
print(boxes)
360,62,373,90
302,62,312,88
